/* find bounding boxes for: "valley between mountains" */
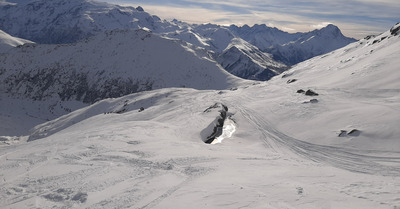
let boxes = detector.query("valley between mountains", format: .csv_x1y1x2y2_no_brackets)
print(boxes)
0,0,400,208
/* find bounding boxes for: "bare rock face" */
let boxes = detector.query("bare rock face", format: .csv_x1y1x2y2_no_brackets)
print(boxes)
390,23,400,36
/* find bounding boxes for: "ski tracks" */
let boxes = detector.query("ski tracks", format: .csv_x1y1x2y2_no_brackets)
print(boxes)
231,100,400,176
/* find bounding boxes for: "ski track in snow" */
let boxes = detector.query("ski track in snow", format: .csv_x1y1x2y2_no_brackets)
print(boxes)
0,128,214,209
230,93,400,176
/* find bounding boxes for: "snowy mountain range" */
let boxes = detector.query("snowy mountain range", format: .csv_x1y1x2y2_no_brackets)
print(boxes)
0,28,247,135
229,24,356,65
0,22,399,208
0,0,356,80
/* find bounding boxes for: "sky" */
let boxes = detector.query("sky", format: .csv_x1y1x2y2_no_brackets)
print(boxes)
101,0,399,39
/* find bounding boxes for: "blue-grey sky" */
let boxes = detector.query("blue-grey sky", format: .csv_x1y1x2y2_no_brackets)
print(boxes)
101,0,399,39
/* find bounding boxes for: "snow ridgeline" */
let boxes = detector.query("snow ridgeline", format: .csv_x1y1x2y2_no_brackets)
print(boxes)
27,89,239,144
0,0,356,81
0,29,247,136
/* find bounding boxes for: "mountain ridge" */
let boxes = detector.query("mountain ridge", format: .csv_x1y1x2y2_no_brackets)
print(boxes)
0,0,357,80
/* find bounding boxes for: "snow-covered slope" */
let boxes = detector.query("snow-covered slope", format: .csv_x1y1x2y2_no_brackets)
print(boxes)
269,24,357,65
0,29,246,136
230,24,357,65
0,30,33,53
229,24,302,49
0,0,357,80
0,0,284,80
1,23,399,209
0,0,171,44
216,38,287,80
0,29,243,102
263,22,400,150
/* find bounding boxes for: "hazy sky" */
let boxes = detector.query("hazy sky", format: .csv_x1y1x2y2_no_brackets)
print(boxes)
101,0,399,39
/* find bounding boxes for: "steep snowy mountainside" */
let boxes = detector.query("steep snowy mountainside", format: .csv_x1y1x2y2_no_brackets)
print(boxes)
0,29,243,103
279,23,400,89
269,24,358,65
229,24,302,49
230,24,357,65
163,23,289,80
216,38,288,81
0,0,357,81
0,29,245,136
0,0,285,81
265,22,400,149
0,29,33,53
1,24,399,209
0,0,172,44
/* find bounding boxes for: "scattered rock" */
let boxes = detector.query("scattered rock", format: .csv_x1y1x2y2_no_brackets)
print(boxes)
338,130,347,137
348,129,361,136
297,89,305,93
305,89,319,96
364,35,376,40
71,192,88,203
390,23,400,36
115,108,128,114
338,129,361,137
127,140,141,145
303,99,318,104
281,73,293,78
296,187,304,195
287,79,297,84
203,103,221,113
43,193,65,202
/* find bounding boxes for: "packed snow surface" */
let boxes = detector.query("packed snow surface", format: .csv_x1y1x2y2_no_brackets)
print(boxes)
0,24,400,208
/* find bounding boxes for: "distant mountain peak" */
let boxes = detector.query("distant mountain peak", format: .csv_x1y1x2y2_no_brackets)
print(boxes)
136,6,144,12
324,24,342,33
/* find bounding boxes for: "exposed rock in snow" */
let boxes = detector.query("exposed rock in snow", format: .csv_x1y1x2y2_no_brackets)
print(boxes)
216,38,287,80
0,29,246,135
0,0,357,80
0,29,244,104
0,23,399,209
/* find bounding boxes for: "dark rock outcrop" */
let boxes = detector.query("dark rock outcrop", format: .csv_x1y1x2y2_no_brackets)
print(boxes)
305,89,319,96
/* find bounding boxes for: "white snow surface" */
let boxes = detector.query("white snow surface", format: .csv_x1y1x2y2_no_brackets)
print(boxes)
0,29,246,135
1,24,400,208
0,0,356,80
0,30,33,53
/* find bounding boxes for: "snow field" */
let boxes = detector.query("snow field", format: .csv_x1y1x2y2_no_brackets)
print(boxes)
0,23,399,209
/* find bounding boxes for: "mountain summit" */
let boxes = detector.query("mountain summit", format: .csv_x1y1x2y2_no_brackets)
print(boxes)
0,0,357,80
